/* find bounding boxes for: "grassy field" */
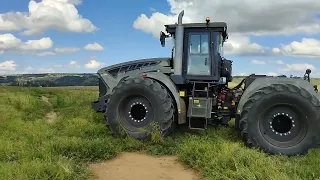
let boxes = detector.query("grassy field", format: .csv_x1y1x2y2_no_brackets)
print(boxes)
1,79,320,180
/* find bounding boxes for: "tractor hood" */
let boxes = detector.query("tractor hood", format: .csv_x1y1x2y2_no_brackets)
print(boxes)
97,57,171,75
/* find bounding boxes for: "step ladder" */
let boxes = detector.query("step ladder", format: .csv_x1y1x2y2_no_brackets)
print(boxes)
188,81,213,130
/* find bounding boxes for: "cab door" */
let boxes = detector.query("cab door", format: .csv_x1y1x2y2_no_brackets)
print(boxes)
186,32,211,76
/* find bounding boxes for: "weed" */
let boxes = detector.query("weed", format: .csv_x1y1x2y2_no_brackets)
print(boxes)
150,122,164,144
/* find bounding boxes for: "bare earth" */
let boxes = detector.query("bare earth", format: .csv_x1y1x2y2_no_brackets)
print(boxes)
41,96,57,123
45,111,57,123
88,152,201,180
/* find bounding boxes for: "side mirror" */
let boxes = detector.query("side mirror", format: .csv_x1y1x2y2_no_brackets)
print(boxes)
306,69,311,75
222,29,228,42
304,69,311,82
160,31,167,47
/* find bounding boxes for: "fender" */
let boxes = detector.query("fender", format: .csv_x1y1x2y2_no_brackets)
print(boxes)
144,72,186,124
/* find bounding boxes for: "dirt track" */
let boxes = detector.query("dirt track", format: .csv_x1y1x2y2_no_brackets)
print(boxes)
89,152,201,180
41,96,57,123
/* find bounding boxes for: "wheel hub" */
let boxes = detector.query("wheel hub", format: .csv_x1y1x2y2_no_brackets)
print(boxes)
119,95,154,128
260,105,306,147
269,113,295,136
128,102,148,123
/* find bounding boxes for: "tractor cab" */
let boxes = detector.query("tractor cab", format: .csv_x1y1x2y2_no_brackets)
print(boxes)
160,12,229,84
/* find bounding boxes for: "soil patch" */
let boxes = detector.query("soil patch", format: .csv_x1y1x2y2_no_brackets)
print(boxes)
89,152,201,180
45,111,57,123
41,96,57,123
41,96,51,105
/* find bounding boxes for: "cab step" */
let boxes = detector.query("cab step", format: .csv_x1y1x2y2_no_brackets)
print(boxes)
187,81,214,130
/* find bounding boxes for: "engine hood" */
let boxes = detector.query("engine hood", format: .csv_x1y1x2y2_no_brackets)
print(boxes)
97,57,171,74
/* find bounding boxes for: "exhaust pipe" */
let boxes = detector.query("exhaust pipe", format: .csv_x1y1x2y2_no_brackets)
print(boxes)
173,10,184,76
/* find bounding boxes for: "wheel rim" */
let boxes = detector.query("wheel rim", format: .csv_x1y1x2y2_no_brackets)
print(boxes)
259,104,307,147
119,95,154,129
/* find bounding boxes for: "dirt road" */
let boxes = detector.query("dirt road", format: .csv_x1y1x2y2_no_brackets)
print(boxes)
89,152,201,180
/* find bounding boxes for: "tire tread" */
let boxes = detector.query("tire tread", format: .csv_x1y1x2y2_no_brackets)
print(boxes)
239,83,320,155
105,77,175,139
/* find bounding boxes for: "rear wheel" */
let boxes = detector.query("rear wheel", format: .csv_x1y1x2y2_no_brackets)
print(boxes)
239,83,320,155
105,77,175,140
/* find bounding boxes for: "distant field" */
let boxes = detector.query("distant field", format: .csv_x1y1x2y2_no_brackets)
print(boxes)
311,78,320,86
47,86,99,90
1,85,320,180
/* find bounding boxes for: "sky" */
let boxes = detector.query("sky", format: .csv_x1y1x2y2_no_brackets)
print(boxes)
0,0,320,77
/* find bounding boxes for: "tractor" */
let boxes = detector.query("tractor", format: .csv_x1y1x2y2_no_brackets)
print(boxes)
92,10,320,156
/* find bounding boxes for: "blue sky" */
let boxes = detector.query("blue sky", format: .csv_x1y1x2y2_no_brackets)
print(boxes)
0,0,320,77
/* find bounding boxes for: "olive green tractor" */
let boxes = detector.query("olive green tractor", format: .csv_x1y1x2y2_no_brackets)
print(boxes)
92,10,320,156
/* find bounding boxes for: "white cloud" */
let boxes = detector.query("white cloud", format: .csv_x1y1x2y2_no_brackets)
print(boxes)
274,38,320,58
251,60,266,65
248,60,316,76
66,0,82,5
272,48,281,54
133,0,320,37
0,34,53,54
69,60,80,68
54,47,80,53
281,63,316,72
0,0,97,35
0,33,22,50
84,43,104,51
20,37,53,50
36,52,56,56
133,12,178,38
0,60,17,71
224,34,265,55
85,59,103,69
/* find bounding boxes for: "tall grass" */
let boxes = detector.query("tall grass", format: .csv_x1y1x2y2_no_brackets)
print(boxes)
0,85,320,180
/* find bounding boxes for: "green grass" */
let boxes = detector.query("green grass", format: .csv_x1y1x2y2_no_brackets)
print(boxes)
0,82,320,180
311,78,320,87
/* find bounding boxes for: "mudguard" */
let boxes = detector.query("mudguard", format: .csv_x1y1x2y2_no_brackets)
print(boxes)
142,72,186,124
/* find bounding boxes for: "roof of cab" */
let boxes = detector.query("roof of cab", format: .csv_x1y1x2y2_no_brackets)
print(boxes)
164,22,227,34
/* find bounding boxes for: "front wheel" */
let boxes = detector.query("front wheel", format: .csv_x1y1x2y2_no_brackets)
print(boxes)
239,83,320,155
105,77,175,140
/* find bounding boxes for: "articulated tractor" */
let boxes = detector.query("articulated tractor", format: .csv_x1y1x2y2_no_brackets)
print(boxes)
92,10,320,156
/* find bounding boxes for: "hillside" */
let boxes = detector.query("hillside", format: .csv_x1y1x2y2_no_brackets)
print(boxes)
0,86,320,179
1,73,319,88
0,73,99,87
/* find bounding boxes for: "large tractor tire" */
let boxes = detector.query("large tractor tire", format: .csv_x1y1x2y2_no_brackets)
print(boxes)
105,77,175,140
239,83,320,155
